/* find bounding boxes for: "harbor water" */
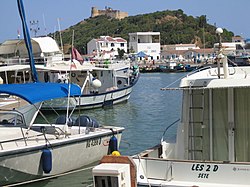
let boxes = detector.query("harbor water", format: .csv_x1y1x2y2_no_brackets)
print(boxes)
23,72,186,187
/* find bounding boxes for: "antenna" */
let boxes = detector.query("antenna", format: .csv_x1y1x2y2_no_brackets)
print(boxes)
57,18,64,55
29,20,40,37
43,14,47,36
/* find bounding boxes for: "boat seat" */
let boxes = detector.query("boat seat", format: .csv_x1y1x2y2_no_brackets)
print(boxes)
74,115,99,128
55,115,73,126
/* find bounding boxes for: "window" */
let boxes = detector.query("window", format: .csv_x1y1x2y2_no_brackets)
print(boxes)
120,43,124,47
111,43,115,47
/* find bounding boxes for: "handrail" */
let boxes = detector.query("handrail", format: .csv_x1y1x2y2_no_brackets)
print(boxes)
0,125,68,150
161,118,180,140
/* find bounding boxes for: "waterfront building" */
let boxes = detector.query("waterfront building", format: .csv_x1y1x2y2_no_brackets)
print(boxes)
87,36,127,59
161,47,215,63
129,32,161,60
161,43,199,51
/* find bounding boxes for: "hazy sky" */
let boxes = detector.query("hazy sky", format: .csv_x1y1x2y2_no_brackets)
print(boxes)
0,0,249,43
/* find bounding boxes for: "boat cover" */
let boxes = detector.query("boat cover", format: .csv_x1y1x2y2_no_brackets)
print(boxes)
0,83,81,104
0,37,60,55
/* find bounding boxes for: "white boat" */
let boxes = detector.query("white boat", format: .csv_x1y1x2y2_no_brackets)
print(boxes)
92,28,250,187
0,83,124,186
0,38,139,110
37,59,139,110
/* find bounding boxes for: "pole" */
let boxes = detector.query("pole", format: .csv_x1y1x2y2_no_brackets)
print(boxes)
57,18,64,55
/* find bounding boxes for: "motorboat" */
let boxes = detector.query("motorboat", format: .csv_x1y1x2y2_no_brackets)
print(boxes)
92,28,250,187
0,83,124,186
37,59,139,110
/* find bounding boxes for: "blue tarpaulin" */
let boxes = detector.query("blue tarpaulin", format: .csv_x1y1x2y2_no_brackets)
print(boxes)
0,83,81,104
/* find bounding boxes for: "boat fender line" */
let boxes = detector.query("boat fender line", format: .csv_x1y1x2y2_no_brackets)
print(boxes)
42,149,52,174
108,128,118,154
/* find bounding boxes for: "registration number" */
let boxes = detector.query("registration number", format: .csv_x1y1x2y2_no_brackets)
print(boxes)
86,138,102,148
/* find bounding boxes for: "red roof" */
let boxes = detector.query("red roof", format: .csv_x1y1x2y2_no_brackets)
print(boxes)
95,36,126,43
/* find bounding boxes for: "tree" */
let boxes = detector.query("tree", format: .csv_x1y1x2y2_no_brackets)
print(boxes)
117,48,125,59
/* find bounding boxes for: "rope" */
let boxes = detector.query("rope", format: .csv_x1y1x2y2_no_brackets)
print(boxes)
3,165,95,187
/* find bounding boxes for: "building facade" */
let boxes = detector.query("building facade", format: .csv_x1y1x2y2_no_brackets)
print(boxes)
87,36,127,59
129,32,161,60
161,47,215,63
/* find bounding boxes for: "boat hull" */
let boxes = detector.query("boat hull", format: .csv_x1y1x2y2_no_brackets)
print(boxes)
41,84,134,111
0,129,123,186
133,144,250,187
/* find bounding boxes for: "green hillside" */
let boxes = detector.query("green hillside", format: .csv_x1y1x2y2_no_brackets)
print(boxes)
52,9,234,54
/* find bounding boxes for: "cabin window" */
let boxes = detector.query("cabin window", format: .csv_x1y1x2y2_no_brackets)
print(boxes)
212,89,228,161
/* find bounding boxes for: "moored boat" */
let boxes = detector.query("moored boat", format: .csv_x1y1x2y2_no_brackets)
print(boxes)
92,28,250,187
0,83,124,186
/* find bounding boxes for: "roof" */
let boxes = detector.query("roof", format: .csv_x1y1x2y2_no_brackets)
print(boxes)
129,32,160,36
0,36,61,55
96,36,127,43
31,37,61,53
114,37,127,43
0,83,81,104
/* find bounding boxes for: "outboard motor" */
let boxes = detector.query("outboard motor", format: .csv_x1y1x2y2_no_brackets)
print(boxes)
74,115,99,128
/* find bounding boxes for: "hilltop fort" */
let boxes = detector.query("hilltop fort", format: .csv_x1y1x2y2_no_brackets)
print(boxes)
91,6,128,20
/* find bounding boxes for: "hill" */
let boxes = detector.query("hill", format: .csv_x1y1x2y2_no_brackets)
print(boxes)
52,9,234,54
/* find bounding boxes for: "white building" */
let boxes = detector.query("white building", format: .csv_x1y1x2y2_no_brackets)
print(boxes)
129,32,161,60
162,44,200,51
214,42,244,56
87,36,127,59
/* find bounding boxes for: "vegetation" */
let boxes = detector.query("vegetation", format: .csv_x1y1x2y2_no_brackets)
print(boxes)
50,9,234,54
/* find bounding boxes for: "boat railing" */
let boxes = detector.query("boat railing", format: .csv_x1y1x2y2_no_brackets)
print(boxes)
0,127,44,150
186,65,214,77
0,124,70,150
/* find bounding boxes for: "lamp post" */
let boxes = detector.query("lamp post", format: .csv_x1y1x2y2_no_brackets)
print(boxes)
216,27,223,78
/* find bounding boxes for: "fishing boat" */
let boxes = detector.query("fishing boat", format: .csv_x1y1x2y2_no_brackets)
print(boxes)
0,1,125,186
38,59,139,110
92,28,250,187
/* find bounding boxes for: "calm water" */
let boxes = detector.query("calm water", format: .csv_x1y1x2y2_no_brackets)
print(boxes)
23,72,186,187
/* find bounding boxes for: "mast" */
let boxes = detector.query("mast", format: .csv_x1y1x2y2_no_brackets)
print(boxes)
57,18,64,56
17,0,39,82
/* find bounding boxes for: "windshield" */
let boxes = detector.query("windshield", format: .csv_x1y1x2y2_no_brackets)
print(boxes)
0,112,25,126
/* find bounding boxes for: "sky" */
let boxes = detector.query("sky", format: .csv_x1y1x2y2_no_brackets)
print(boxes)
0,0,249,43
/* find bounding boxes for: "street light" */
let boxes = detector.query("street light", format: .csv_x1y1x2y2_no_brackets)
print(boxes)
216,27,223,78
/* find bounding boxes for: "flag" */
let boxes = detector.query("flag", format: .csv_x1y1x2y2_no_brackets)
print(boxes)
72,47,84,64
